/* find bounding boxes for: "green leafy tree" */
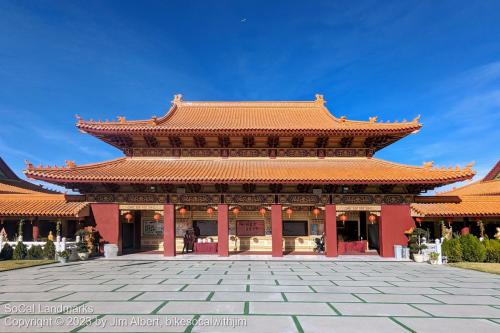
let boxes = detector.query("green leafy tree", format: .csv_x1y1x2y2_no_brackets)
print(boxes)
0,243,13,260
13,241,28,260
459,234,486,262
43,240,56,260
27,245,44,259
442,238,462,262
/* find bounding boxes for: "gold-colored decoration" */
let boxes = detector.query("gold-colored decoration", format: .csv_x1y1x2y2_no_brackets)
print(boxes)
369,116,378,123
423,161,434,169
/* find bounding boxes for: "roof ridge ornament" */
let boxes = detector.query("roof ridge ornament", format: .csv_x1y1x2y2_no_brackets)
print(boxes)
465,161,475,170
117,116,126,123
24,160,34,170
315,94,325,106
64,160,76,168
423,161,434,169
369,116,378,124
413,115,421,123
172,94,183,105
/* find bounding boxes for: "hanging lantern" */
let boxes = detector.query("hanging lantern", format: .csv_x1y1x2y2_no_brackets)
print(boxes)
259,207,267,217
339,213,347,225
153,213,162,222
179,207,187,216
124,212,133,222
232,207,240,217
207,207,214,216
312,207,321,218
286,207,293,218
368,214,377,224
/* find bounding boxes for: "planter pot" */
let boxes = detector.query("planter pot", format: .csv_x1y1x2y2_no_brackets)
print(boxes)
430,259,438,265
78,252,89,261
58,257,68,264
413,254,424,263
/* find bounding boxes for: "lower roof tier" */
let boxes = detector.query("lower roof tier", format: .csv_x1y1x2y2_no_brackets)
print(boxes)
0,194,89,217
412,196,500,217
24,157,475,186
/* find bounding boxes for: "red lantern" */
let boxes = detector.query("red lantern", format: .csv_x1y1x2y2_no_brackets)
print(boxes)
368,214,377,223
339,213,348,222
124,212,133,222
207,207,214,216
259,207,267,217
153,213,161,222
312,207,321,218
232,207,240,217
415,217,423,223
179,207,187,216
286,207,293,218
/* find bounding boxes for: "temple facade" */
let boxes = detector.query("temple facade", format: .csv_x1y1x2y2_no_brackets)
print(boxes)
23,94,476,257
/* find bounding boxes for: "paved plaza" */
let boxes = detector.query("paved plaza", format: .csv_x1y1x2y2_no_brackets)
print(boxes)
0,260,499,332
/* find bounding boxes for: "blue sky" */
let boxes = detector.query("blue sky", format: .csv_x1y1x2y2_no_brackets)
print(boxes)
1,0,499,192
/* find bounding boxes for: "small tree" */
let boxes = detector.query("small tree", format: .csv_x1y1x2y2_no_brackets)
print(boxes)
408,228,428,254
43,240,56,260
442,238,462,262
460,234,486,262
13,241,28,260
27,245,44,259
0,243,13,260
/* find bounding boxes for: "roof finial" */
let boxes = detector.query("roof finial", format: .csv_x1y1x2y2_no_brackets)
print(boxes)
172,94,183,105
465,161,475,170
65,160,76,168
369,116,378,124
117,116,126,123
315,94,325,106
75,114,83,123
423,161,434,169
24,160,34,170
413,115,421,123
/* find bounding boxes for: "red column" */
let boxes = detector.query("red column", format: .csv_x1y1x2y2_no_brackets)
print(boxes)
32,219,39,241
163,204,176,256
91,203,120,255
271,204,283,257
325,204,337,257
379,204,415,257
217,204,229,257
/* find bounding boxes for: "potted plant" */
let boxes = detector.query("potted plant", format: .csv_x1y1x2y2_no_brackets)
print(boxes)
429,252,439,265
409,228,428,263
76,241,89,260
57,250,70,263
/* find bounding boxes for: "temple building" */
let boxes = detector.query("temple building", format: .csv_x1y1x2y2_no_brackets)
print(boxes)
0,157,89,240
22,94,478,257
412,160,500,239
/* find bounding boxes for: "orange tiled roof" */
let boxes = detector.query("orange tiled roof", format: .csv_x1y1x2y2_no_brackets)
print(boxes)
412,195,500,217
24,157,474,185
441,179,500,196
0,194,88,217
76,95,422,136
0,182,41,195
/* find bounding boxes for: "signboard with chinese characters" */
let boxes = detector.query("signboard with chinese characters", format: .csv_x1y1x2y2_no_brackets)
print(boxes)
236,220,265,236
143,220,163,236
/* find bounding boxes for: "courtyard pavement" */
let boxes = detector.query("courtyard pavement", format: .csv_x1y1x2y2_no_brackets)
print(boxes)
0,260,499,332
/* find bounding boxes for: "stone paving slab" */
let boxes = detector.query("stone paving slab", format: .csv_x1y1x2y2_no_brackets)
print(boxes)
250,301,335,315
211,291,283,301
158,301,244,314
135,292,210,301
297,316,406,333
413,304,500,318
396,317,500,333
355,293,440,304
192,315,296,333
332,303,430,316
427,294,500,305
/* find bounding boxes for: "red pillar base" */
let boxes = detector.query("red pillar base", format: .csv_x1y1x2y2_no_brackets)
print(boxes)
163,204,175,257
271,204,283,257
325,204,337,257
217,204,229,257
91,203,120,255
379,204,415,257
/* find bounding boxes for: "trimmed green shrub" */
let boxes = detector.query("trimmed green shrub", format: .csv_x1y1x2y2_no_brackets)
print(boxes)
442,238,462,262
27,245,44,259
483,238,500,263
43,240,56,260
13,241,28,260
459,234,486,262
0,243,13,260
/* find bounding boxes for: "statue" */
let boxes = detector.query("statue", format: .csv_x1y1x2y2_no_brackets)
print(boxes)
48,230,54,241
0,228,7,242
441,222,452,240
495,227,500,240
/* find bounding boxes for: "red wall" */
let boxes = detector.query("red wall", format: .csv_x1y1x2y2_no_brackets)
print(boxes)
325,204,337,257
217,204,229,256
163,204,175,256
379,204,415,257
271,204,283,257
91,203,120,254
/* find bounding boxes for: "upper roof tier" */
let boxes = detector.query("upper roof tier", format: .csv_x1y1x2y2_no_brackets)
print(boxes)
24,157,474,186
76,95,422,151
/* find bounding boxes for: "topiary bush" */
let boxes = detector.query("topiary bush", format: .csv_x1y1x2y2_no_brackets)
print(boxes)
13,241,28,260
27,245,44,259
0,243,13,260
483,238,500,263
43,240,56,260
442,238,462,262
459,234,486,262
